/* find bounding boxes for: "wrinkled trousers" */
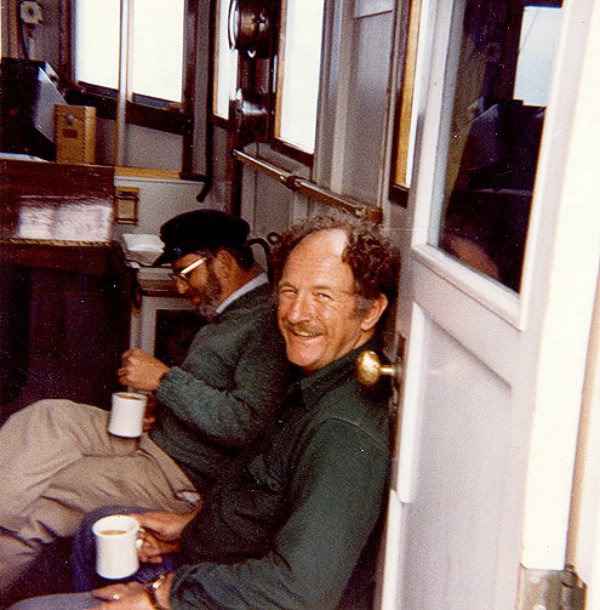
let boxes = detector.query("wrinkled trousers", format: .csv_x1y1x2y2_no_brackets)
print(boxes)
0,399,198,593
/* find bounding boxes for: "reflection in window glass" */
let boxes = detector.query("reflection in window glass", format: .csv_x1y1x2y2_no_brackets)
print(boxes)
276,0,325,153
214,0,238,119
75,0,184,103
437,0,562,292
514,7,562,106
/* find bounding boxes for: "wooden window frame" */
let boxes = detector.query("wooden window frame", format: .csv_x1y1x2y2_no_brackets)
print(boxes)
389,0,423,206
221,0,320,166
64,0,200,174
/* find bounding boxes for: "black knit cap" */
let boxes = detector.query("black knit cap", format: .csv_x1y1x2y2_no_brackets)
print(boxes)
153,209,250,266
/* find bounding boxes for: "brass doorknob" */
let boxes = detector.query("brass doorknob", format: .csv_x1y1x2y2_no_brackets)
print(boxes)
356,350,401,387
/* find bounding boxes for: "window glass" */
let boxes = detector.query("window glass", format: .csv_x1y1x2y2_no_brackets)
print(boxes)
435,1,563,292
74,0,184,103
131,0,184,102
276,0,325,153
75,0,120,90
514,7,562,106
214,0,238,119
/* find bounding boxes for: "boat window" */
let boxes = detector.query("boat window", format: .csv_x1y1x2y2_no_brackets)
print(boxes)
434,0,563,292
226,0,325,162
213,0,238,120
69,0,200,172
75,0,185,105
274,0,325,154
513,6,562,106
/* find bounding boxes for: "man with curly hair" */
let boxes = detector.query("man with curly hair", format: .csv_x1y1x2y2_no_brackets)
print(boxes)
8,214,399,610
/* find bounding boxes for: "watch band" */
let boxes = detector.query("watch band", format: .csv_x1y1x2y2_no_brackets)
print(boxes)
145,573,169,610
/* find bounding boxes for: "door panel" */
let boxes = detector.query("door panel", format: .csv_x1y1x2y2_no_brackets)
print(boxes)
389,279,526,609
402,312,513,610
378,0,599,608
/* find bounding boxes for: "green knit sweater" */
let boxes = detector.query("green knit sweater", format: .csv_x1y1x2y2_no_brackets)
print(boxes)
152,283,290,491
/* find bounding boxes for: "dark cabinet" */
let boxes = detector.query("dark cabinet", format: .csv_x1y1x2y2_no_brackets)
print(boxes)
0,243,132,424
0,160,130,425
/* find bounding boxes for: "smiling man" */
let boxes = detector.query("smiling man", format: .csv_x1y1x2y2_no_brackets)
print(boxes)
277,226,386,373
6,214,399,610
0,209,290,596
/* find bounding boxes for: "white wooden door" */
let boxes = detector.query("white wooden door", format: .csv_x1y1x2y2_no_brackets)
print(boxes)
377,1,600,608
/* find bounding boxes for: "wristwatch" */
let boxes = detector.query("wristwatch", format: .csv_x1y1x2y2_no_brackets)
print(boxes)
145,573,169,610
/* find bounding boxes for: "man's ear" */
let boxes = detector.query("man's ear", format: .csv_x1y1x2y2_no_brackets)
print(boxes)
213,249,234,280
360,294,389,332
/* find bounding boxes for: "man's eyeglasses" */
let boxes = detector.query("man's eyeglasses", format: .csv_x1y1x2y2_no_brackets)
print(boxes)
169,257,206,283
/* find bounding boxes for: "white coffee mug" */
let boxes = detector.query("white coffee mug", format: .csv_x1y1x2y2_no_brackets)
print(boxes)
108,392,148,438
92,514,140,579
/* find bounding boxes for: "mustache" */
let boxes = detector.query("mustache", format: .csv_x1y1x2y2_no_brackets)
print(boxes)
282,321,324,337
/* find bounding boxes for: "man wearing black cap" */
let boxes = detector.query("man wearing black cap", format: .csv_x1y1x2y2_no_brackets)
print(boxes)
2,214,397,610
0,209,290,592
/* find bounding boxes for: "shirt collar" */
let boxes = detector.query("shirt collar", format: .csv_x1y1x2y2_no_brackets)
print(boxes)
294,335,383,408
216,273,269,314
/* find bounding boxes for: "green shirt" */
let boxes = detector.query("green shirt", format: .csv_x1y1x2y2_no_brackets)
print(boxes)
152,283,290,491
170,337,391,610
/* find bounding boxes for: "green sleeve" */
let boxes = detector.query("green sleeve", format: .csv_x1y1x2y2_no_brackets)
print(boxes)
156,325,288,449
169,420,389,610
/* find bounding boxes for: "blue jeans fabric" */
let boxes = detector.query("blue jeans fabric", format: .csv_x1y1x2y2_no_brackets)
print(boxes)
71,505,179,592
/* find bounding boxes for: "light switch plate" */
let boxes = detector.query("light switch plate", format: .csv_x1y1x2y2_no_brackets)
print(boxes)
114,187,140,224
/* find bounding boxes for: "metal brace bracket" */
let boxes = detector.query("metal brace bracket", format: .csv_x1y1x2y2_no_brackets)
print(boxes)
517,564,586,610
561,565,587,610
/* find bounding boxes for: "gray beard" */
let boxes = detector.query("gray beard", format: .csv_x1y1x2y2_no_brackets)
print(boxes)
194,268,223,321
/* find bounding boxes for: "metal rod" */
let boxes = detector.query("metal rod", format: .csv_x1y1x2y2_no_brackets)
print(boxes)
114,0,132,166
293,179,383,223
232,150,291,186
232,150,383,223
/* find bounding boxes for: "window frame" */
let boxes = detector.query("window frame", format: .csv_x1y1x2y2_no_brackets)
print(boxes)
389,0,424,207
64,0,199,173
214,0,322,166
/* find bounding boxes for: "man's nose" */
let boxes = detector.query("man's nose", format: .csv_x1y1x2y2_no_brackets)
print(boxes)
285,293,312,323
175,278,189,296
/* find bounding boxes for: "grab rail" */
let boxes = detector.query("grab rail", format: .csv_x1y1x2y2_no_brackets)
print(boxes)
232,150,383,224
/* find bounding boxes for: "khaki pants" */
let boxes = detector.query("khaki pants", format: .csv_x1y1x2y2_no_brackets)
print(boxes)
0,399,198,590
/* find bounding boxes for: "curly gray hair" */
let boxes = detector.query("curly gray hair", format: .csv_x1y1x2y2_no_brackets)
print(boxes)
271,214,399,308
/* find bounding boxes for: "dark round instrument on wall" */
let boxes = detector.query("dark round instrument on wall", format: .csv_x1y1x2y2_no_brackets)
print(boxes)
228,0,273,59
